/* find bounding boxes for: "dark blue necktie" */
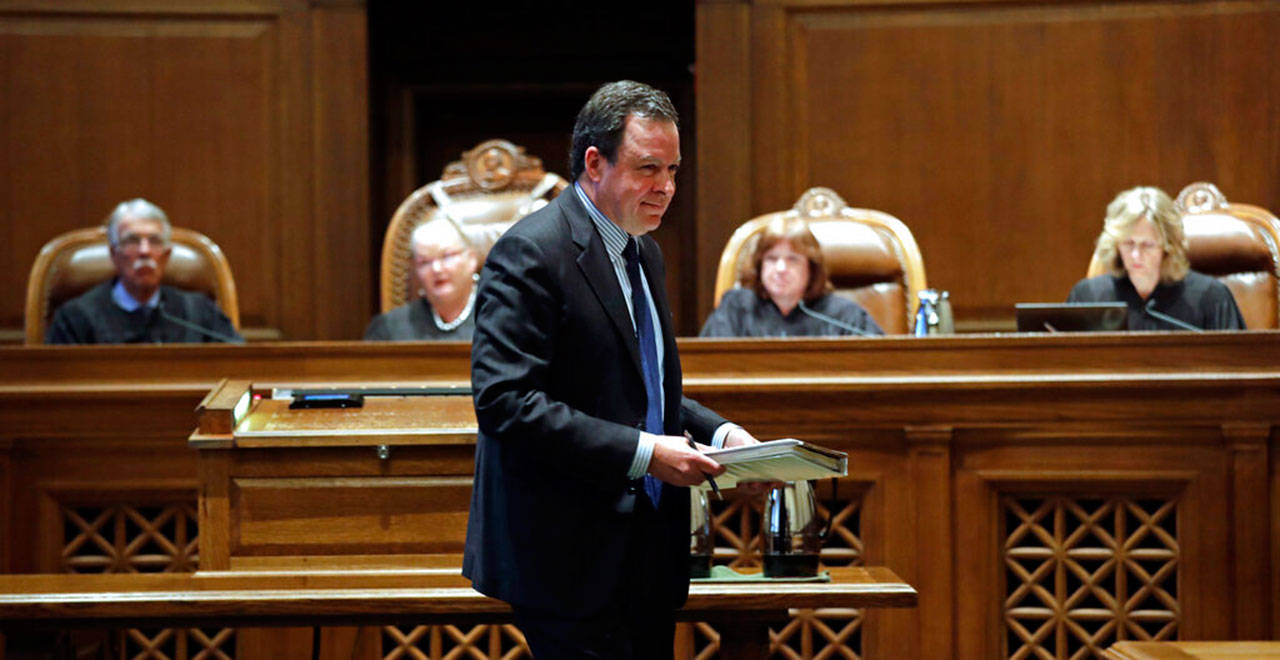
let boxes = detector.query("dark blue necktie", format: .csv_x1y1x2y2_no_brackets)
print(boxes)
623,238,664,506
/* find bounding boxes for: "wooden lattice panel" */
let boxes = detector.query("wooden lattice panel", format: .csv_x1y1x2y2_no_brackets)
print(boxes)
1002,496,1179,660
123,628,235,660
58,499,234,659
61,503,199,573
695,483,865,659
382,624,530,660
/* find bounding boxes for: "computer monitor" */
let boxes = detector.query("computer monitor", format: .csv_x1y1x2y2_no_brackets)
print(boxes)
1014,302,1127,332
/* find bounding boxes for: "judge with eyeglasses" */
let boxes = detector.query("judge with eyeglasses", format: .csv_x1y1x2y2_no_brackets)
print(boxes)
46,198,242,344
1067,186,1245,331
364,217,480,341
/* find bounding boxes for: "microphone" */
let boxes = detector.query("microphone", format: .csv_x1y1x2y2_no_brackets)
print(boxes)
156,307,245,344
1143,298,1202,332
797,301,875,337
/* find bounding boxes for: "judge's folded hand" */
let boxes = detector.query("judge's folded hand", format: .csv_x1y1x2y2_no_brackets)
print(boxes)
722,427,785,495
646,433,725,487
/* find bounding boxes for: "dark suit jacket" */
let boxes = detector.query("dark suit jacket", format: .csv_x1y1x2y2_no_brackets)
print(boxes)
463,189,727,618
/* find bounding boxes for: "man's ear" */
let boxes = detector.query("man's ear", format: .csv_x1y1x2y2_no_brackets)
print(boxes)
583,146,604,182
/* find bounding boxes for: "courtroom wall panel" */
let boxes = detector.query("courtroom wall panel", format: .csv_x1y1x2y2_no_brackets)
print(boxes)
0,0,369,342
696,0,1280,330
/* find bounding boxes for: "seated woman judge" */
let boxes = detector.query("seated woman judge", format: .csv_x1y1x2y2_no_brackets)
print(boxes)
1067,186,1245,330
365,217,480,341
700,217,883,337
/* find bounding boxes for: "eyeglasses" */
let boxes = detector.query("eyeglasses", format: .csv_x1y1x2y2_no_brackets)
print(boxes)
416,249,468,271
117,234,169,251
1119,239,1161,254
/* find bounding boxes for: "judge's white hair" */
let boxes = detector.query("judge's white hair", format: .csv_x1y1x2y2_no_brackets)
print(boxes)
105,198,171,247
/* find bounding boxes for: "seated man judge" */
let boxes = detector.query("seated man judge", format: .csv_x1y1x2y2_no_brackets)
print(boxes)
700,217,883,337
1067,186,1245,331
46,198,242,344
365,217,479,341
465,80,765,659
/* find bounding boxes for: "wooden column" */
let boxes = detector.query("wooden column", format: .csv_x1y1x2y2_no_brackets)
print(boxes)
906,425,954,660
1223,422,1271,639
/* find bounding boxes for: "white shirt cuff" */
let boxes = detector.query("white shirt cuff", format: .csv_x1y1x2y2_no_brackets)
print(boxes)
711,423,740,449
628,431,655,479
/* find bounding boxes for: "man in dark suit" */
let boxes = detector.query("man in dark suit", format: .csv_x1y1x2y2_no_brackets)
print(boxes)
464,81,761,658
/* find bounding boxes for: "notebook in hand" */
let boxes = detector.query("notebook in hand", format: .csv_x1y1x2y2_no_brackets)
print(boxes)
1014,302,1127,332
701,439,847,489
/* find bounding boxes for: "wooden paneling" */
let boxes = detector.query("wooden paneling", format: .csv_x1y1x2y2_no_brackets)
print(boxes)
0,336,1276,658
0,1,368,341
696,0,1280,330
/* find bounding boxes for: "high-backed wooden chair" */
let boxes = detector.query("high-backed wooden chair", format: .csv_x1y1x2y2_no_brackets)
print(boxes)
1086,182,1280,329
379,139,568,313
713,187,928,334
25,226,241,344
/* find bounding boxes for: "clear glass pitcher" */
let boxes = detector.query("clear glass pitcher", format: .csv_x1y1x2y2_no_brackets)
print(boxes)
763,480,825,577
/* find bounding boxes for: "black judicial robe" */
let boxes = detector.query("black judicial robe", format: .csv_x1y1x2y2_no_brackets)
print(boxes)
363,298,475,341
1066,271,1246,331
699,288,884,337
46,280,242,344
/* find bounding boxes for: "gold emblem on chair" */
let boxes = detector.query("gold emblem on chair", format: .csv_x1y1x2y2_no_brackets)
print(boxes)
464,140,520,191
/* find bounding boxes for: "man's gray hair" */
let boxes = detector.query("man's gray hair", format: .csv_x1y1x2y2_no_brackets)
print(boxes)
569,80,678,181
105,198,171,247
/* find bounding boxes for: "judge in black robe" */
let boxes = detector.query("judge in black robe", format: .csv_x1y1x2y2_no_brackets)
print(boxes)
1067,271,1244,331
363,295,475,341
46,198,242,345
1067,186,1245,331
365,217,479,342
47,279,240,344
700,216,883,338
700,288,881,337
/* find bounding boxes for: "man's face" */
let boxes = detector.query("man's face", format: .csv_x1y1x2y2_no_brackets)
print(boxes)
412,226,478,310
110,215,170,295
583,115,680,236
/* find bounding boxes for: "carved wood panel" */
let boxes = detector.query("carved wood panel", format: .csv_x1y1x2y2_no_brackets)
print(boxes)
55,498,236,659
1002,496,1179,659
381,624,529,660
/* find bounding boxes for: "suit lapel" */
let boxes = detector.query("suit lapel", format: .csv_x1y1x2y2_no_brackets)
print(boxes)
563,193,646,378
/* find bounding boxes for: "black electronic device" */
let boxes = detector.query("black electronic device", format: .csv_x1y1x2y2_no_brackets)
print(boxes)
1014,302,1127,332
289,392,364,409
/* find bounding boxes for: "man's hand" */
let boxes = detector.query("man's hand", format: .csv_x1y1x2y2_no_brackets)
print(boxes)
646,432,725,487
722,426,760,448
720,427,783,495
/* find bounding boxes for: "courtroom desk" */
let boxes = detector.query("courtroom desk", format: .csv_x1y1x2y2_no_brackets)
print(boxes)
1105,641,1280,659
0,566,916,658
2,332,1279,659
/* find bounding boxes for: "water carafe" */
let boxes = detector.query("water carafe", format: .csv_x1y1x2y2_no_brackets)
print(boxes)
763,480,825,577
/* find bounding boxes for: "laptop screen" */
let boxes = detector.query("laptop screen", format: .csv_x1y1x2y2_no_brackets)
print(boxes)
1014,302,1127,332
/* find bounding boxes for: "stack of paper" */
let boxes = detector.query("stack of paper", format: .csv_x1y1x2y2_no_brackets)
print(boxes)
701,439,847,489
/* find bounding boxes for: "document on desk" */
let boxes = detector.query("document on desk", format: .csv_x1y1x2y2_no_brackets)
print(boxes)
699,439,847,489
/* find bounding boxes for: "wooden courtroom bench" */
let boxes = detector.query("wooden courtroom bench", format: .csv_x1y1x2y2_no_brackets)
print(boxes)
2,333,1277,658
0,566,916,658
1105,641,1280,659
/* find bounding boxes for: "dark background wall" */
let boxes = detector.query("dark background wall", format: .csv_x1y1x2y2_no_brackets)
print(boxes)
368,1,702,333
3,0,1278,340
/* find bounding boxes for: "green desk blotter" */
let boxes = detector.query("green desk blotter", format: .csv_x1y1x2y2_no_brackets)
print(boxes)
691,565,832,583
